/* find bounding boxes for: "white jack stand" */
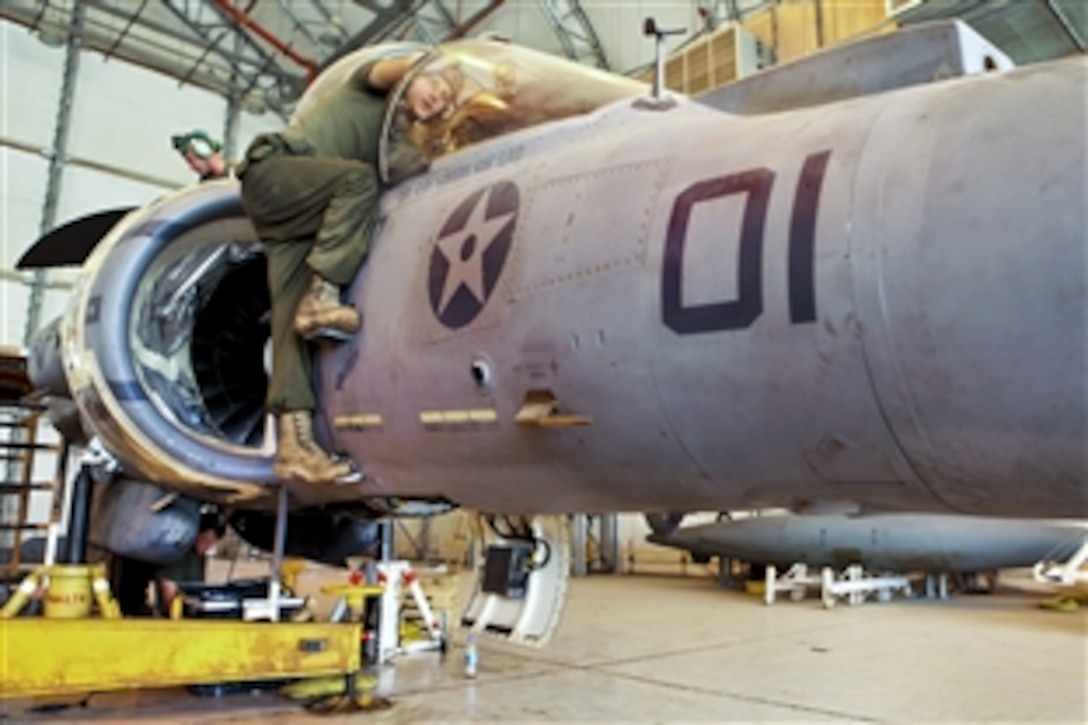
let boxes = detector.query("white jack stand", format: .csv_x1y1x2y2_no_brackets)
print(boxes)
1033,534,1088,587
764,564,821,604
241,484,292,622
375,560,446,664
924,572,950,600
820,565,911,608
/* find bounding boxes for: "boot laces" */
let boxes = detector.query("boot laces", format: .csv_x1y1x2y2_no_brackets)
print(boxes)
292,412,337,461
314,278,340,304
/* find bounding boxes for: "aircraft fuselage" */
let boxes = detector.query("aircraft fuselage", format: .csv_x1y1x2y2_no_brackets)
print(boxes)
321,58,1086,518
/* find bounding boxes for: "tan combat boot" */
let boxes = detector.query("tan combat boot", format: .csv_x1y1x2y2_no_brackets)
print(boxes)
274,410,362,484
294,274,362,341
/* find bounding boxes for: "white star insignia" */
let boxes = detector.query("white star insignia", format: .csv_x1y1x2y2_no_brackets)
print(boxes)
435,191,515,313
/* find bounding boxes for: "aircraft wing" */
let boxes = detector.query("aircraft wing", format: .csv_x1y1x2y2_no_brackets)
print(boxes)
17,207,137,269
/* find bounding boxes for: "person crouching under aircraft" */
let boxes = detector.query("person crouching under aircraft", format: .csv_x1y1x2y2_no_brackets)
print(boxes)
237,53,451,485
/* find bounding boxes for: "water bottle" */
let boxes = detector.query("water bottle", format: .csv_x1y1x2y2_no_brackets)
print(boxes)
464,632,479,679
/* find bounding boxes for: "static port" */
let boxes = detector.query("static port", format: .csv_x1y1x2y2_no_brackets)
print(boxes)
471,359,492,389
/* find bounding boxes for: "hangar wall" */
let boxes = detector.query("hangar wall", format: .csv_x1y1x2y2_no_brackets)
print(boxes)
1,18,279,533
0,19,280,347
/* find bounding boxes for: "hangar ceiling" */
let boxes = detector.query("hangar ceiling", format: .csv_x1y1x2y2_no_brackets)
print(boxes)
0,0,528,114
0,0,1083,116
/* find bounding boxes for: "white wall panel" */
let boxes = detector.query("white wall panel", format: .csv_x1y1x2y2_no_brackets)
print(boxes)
0,147,48,270
235,109,285,158
1,18,244,348
0,22,63,148
0,282,31,348
55,163,166,222
584,1,702,73
66,50,227,189
1,146,48,346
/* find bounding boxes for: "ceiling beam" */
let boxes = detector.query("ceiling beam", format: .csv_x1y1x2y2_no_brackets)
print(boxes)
209,0,318,83
1044,0,1086,52
535,0,609,69
319,0,418,71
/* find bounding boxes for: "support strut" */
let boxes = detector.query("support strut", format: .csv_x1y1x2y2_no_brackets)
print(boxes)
63,466,94,565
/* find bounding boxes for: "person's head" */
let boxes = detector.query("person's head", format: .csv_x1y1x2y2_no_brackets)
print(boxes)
404,71,454,122
182,150,227,180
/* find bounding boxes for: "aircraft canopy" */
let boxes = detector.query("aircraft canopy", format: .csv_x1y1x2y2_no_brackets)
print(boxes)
380,40,647,184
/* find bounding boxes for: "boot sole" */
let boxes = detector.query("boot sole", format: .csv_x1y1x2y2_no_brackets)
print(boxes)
297,326,359,342
334,469,364,484
274,464,364,485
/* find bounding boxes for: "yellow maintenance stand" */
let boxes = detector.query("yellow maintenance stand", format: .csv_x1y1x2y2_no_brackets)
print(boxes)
0,476,378,710
1,618,364,698
0,555,368,701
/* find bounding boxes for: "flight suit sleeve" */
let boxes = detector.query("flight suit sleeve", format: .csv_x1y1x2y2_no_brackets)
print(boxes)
348,59,404,97
351,54,423,95
347,61,387,96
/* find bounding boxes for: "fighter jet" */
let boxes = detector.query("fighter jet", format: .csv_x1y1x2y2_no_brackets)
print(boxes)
17,20,1087,644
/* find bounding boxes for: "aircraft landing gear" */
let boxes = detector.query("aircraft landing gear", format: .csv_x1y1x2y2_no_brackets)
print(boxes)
461,514,571,646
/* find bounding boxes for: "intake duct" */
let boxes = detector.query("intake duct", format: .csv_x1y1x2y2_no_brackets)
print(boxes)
47,180,277,493
190,254,269,446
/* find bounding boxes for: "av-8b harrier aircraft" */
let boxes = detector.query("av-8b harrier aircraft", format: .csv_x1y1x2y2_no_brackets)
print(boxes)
19,20,1086,643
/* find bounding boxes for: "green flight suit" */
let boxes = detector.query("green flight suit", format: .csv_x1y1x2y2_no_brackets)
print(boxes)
239,62,386,414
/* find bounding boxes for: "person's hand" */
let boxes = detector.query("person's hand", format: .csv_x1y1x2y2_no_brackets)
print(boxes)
183,151,228,179
206,153,228,178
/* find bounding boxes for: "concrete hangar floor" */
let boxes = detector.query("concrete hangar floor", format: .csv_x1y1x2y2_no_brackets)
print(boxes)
6,572,1085,722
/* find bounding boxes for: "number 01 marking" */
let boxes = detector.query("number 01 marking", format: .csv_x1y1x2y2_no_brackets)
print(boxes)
662,150,832,335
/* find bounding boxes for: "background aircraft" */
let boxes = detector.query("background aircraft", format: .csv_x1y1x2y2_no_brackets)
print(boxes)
17,21,1087,643
647,512,1086,580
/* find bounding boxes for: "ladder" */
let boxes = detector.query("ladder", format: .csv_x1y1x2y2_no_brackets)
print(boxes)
0,350,67,582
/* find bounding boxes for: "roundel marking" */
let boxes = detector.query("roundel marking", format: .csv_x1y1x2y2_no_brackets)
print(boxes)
427,181,519,329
